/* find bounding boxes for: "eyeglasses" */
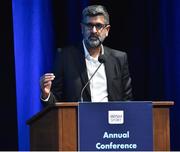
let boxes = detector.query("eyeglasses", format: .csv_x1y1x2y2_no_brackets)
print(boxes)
82,22,108,31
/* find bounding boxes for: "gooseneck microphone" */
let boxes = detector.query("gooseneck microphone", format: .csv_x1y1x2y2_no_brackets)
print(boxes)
80,54,106,102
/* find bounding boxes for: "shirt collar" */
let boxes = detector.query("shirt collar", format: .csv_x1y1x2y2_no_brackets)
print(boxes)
82,40,104,61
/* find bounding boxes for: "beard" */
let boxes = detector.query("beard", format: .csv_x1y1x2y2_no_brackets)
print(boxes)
85,35,105,49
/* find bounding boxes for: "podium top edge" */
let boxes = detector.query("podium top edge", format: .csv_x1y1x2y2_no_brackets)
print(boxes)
53,101,174,106
152,101,174,106
54,102,79,106
26,101,174,125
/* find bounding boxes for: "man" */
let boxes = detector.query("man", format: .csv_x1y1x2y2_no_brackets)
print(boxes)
40,5,133,104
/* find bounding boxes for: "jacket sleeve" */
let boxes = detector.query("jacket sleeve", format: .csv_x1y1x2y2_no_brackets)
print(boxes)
41,49,64,106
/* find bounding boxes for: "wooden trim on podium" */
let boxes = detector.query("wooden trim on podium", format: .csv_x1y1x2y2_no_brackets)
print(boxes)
152,101,174,151
27,102,79,151
27,101,174,151
27,102,78,124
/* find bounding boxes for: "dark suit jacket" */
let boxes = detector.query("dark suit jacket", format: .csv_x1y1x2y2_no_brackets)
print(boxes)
44,43,133,104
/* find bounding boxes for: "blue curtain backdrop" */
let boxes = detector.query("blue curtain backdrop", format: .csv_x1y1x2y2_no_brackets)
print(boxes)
12,0,55,150
126,0,180,149
127,0,180,149
162,0,180,149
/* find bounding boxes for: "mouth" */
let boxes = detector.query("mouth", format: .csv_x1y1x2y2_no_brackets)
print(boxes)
89,36,99,41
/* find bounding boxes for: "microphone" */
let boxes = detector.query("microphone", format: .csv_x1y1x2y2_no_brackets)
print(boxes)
80,54,106,102
98,54,106,63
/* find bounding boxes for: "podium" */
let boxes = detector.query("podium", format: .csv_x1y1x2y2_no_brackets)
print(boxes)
27,101,174,151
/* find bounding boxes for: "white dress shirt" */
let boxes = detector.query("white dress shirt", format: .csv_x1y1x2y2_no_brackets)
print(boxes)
82,40,108,102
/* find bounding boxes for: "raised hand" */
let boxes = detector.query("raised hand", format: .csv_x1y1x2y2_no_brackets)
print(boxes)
40,73,55,99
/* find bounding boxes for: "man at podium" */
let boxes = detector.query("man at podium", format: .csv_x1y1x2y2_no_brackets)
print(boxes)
40,5,133,104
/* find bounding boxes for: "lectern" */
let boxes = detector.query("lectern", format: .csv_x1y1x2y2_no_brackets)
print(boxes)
27,101,174,151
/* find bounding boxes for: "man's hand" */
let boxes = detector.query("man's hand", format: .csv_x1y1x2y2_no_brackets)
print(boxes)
40,73,55,99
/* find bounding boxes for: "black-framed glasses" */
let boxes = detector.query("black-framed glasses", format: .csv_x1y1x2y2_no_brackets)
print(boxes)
82,22,109,31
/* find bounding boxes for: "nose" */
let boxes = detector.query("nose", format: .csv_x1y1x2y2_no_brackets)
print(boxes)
92,26,98,33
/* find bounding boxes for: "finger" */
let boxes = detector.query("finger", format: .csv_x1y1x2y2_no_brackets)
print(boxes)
40,76,55,82
43,81,52,87
40,79,53,86
40,74,55,80
44,73,55,76
40,81,52,89
42,76,54,81
43,77,55,82
40,73,55,79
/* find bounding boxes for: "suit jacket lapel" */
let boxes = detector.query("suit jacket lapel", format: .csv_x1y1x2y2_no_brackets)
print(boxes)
71,44,91,100
104,46,117,100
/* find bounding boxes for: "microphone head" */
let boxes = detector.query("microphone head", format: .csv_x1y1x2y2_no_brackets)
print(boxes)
98,54,106,63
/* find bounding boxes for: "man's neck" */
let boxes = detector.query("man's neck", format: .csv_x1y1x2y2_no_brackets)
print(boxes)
88,47,101,58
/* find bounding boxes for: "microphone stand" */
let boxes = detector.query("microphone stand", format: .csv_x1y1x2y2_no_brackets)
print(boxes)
80,62,103,102
80,54,106,102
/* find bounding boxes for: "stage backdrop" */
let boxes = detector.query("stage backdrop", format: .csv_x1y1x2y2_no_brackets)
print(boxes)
12,0,55,150
12,0,180,150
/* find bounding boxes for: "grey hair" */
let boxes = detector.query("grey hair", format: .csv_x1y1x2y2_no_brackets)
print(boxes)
82,5,109,24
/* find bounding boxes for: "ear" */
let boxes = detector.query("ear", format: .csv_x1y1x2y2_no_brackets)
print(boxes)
105,25,111,37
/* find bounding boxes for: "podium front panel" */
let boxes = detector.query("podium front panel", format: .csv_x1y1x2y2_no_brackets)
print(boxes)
78,101,153,151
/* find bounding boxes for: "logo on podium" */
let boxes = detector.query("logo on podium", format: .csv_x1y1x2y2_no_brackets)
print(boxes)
108,110,124,124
